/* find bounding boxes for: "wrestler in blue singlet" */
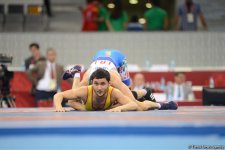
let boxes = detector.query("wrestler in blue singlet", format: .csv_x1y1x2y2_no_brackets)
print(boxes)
92,49,131,86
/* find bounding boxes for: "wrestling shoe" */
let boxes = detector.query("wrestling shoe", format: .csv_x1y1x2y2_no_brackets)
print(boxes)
62,65,81,80
143,88,156,102
159,101,178,110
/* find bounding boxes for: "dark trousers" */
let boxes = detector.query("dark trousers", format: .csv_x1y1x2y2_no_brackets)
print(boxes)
35,90,56,107
35,90,66,107
44,0,52,17
35,90,56,101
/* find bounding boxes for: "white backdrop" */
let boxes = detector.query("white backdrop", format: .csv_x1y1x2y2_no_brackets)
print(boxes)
0,32,225,68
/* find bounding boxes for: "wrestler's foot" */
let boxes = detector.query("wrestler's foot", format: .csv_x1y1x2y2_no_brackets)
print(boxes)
159,101,178,110
62,65,81,80
143,88,156,102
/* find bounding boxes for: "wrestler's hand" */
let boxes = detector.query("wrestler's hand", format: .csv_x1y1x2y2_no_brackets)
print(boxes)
55,107,67,112
106,107,122,112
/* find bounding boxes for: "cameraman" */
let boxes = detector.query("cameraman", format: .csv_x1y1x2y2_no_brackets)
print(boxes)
25,43,45,95
25,43,45,70
0,54,15,108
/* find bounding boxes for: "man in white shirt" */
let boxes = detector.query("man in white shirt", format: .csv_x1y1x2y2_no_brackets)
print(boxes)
27,48,64,107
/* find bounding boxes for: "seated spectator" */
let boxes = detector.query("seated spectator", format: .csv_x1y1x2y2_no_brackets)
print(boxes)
27,48,64,107
132,73,146,90
144,0,168,31
166,72,195,101
25,42,45,70
174,0,208,31
132,73,156,102
127,15,143,31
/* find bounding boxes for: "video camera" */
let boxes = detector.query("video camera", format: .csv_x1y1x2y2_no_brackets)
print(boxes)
0,54,15,108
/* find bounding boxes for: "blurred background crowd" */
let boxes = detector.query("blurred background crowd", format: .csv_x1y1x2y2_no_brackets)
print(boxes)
0,0,225,32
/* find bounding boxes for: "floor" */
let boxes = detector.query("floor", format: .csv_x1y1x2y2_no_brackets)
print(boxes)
0,106,225,150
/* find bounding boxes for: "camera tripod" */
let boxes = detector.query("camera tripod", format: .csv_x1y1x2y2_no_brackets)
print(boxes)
0,54,15,108
0,94,16,108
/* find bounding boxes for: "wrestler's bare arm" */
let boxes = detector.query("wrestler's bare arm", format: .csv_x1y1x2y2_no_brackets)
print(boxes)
68,100,86,111
54,86,87,112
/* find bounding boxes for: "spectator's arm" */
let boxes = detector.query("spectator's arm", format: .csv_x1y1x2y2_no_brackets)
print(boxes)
105,12,114,31
199,13,208,31
174,6,182,31
26,63,39,85
196,3,207,31
106,20,114,31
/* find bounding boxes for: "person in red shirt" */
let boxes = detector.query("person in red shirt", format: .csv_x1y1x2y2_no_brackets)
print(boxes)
81,0,99,31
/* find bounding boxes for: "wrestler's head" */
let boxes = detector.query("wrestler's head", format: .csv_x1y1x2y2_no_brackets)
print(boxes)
90,68,110,97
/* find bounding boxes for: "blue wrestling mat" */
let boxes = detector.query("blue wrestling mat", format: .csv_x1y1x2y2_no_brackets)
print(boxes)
0,106,225,150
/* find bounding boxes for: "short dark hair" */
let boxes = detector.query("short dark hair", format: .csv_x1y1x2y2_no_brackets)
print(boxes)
90,68,110,83
175,72,185,77
29,43,40,50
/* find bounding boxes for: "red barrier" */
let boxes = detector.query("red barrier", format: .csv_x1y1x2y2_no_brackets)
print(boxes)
177,100,202,106
10,72,71,107
129,71,225,86
10,71,225,107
